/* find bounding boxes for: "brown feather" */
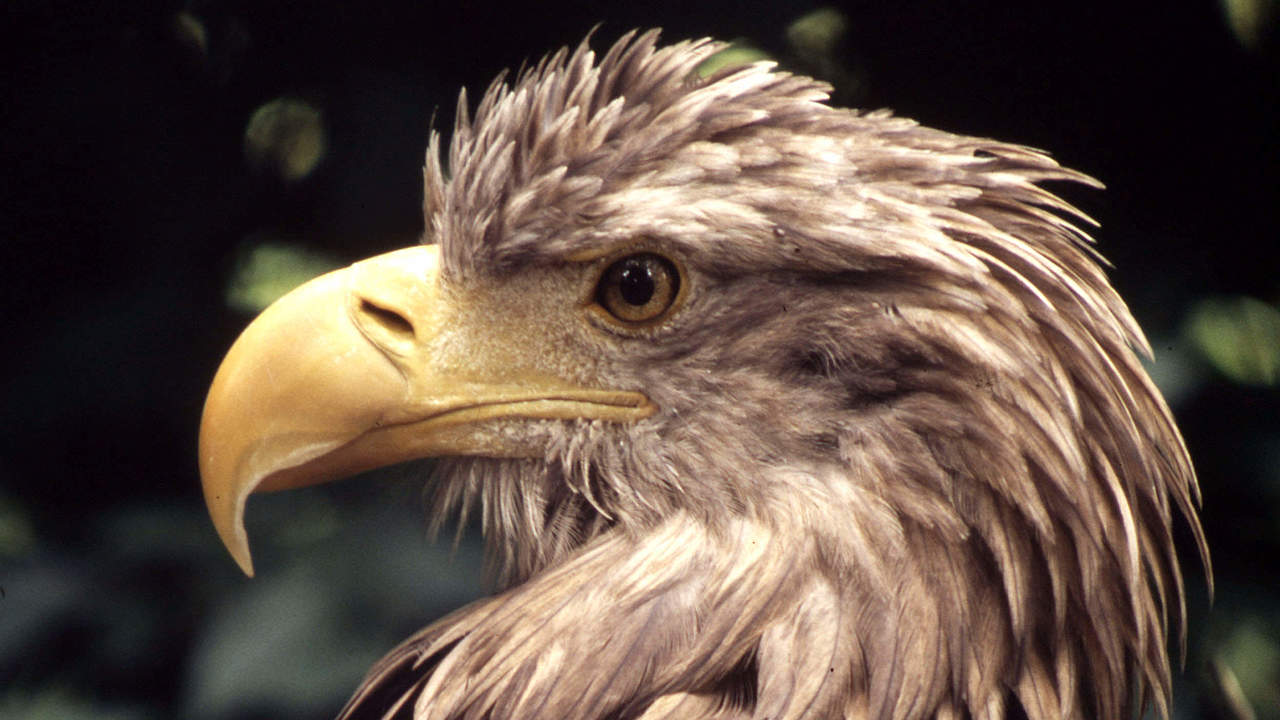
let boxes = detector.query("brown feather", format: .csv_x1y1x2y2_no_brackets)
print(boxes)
341,29,1207,720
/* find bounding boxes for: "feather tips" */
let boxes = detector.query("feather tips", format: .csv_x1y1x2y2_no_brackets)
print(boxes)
352,28,1210,720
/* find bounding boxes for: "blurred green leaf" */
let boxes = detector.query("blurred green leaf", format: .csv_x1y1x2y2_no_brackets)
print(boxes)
1209,657,1259,720
0,489,35,558
1221,0,1279,50
786,7,849,57
1185,296,1280,386
697,43,773,77
0,686,151,720
1218,617,1280,718
225,240,341,313
244,98,327,182
173,12,209,61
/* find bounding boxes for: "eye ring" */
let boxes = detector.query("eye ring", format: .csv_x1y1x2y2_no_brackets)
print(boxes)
594,253,681,325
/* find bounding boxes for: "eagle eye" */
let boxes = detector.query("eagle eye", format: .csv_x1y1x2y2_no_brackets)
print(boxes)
595,253,680,325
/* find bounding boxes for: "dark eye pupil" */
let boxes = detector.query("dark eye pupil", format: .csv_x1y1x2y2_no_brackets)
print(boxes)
618,262,655,305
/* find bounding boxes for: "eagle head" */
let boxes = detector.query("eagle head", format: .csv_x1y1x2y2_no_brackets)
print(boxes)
199,30,1208,720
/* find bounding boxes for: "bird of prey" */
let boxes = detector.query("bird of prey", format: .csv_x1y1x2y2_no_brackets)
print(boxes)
198,30,1209,720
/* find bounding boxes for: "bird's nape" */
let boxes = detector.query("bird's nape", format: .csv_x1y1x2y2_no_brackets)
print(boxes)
198,29,1208,720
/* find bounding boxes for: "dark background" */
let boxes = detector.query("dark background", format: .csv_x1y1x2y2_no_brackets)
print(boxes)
2,1,1278,718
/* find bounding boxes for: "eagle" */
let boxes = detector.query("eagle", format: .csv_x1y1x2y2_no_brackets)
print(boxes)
198,30,1209,720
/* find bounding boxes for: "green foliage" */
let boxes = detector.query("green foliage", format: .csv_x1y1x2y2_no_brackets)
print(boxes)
786,7,848,57
0,687,151,720
1218,616,1280,717
243,98,327,183
0,490,35,558
225,241,341,314
696,44,772,77
1221,0,1280,50
1186,296,1280,386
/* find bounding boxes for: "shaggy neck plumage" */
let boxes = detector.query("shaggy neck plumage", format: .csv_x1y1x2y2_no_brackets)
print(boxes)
427,244,1198,719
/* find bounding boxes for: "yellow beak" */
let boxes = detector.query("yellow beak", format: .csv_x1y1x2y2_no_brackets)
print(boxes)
199,244,653,576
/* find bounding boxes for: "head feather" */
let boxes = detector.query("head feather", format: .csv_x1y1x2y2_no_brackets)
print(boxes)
349,29,1208,720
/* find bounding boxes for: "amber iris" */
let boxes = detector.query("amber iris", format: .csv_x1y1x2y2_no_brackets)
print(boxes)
596,253,680,324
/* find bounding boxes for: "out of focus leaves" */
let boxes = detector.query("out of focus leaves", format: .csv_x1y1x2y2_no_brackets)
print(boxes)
173,12,209,61
786,7,848,57
0,489,35,559
696,8,861,100
225,240,341,313
697,43,772,77
1214,615,1280,720
183,474,484,720
0,687,151,720
1208,657,1258,720
1218,614,1280,712
1185,297,1280,386
188,567,385,719
244,98,327,183
1222,0,1279,50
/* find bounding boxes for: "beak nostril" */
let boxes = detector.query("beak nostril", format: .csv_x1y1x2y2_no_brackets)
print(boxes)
359,299,415,338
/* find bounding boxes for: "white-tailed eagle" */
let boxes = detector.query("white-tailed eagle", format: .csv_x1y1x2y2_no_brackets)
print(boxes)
198,30,1208,720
